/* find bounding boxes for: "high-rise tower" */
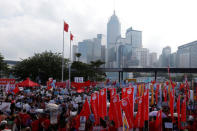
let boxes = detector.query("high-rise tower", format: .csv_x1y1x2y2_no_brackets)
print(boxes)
107,11,121,67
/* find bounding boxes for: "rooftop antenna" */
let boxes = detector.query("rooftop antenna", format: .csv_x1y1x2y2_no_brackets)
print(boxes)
113,0,116,15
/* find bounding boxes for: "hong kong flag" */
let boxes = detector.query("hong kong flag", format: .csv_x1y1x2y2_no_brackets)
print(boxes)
91,92,99,124
120,97,134,128
98,88,107,119
64,21,69,32
111,95,122,128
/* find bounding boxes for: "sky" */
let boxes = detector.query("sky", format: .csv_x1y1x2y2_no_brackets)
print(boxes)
0,0,197,60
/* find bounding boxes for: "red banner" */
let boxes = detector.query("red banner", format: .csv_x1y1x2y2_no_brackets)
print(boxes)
144,89,149,121
122,88,127,99
177,95,180,129
170,89,174,122
120,97,134,128
0,79,15,85
111,95,122,128
134,97,143,128
98,88,107,119
155,110,162,130
90,92,99,125
181,97,186,122
110,88,117,100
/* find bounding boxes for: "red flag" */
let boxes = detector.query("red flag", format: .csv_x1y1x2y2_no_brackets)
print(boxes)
13,85,20,94
163,86,167,102
64,21,69,32
110,88,116,100
91,92,99,124
144,89,149,121
47,79,53,90
111,95,122,128
134,97,143,128
98,88,107,119
177,95,181,129
121,97,134,128
170,90,174,122
75,98,91,129
70,33,73,41
181,97,186,122
126,87,134,99
155,85,160,104
122,88,127,99
108,102,113,121
155,110,162,130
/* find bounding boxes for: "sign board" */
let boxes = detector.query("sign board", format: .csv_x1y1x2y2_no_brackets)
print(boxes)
0,79,15,85
74,77,84,83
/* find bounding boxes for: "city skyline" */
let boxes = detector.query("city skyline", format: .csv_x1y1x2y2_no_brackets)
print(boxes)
1,0,197,60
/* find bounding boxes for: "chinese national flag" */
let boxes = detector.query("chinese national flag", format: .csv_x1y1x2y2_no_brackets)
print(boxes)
91,92,99,124
70,33,73,41
98,88,107,119
111,94,122,128
121,97,134,129
13,85,20,94
64,21,69,32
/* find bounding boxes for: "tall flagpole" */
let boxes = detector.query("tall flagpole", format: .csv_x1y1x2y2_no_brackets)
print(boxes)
69,31,72,89
61,21,65,82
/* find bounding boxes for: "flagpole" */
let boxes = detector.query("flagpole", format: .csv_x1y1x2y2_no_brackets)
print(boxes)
69,31,72,89
62,20,65,82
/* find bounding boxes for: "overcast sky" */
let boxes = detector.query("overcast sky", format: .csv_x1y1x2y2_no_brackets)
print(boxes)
0,0,197,60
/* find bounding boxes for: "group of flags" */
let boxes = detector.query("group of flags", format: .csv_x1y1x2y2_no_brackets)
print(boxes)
64,21,74,41
73,79,193,130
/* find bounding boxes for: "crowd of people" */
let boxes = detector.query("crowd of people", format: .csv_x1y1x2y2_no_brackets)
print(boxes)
0,81,197,131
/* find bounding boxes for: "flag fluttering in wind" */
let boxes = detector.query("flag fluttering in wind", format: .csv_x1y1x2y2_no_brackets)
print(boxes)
98,88,107,119
90,92,99,124
64,21,69,32
155,110,162,131
70,33,74,41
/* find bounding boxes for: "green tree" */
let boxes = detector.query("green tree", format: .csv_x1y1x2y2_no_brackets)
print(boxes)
0,53,9,77
75,53,81,61
71,60,105,81
12,51,69,84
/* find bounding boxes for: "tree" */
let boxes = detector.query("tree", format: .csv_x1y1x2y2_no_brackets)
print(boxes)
75,53,81,61
0,53,9,77
12,51,69,84
71,60,105,81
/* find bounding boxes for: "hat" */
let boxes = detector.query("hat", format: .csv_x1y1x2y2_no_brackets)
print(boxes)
1,120,7,125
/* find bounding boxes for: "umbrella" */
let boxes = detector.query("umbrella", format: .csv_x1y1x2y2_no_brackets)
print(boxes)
16,78,40,87
149,111,167,118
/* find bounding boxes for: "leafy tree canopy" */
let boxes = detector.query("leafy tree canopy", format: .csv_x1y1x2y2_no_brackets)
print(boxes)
0,53,9,77
13,51,69,84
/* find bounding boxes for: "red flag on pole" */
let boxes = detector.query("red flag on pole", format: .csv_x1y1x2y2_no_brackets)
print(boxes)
177,95,181,129
164,86,168,102
122,88,127,99
110,88,116,100
134,97,143,128
170,90,174,122
98,88,107,119
13,85,20,94
90,92,99,124
144,89,149,121
181,97,186,122
70,33,74,41
155,110,162,130
120,97,134,128
64,21,69,32
111,95,122,128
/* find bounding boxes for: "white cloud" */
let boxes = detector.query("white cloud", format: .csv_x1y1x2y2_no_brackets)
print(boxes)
0,0,197,60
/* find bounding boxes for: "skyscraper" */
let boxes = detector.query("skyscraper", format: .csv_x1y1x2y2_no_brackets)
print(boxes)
107,11,121,67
